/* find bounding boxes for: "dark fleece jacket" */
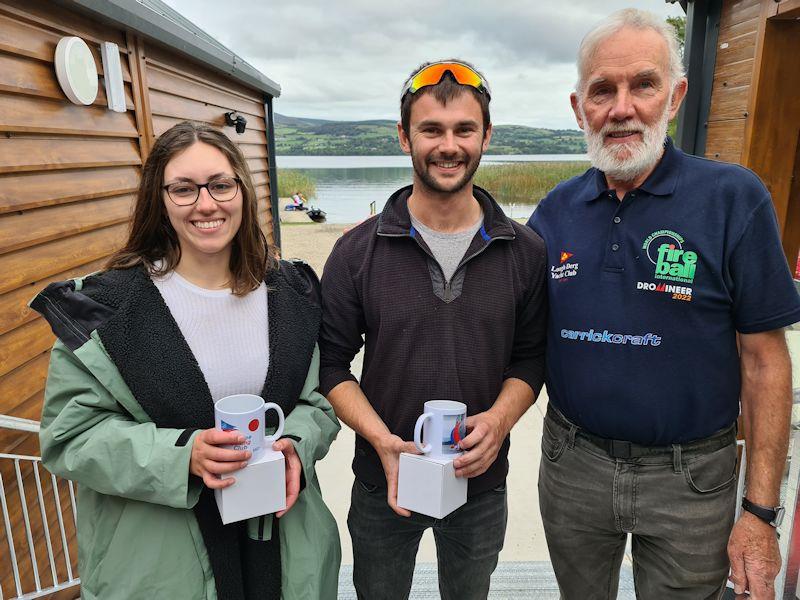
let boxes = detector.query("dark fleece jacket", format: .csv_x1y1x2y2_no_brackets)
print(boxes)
319,185,548,496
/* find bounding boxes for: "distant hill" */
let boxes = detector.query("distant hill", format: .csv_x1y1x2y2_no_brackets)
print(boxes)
274,113,586,156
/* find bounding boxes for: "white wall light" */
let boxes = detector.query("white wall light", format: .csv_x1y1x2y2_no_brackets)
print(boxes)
54,36,98,105
100,42,126,113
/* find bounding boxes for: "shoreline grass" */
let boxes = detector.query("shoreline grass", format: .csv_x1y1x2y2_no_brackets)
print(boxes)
277,169,317,198
474,161,589,202
277,161,589,205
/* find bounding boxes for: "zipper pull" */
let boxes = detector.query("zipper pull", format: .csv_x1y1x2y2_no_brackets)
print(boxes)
444,280,451,302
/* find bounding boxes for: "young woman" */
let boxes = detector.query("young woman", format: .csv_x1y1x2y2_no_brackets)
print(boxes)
32,121,340,599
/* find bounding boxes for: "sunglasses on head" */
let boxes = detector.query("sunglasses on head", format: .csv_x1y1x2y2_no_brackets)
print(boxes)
401,61,491,99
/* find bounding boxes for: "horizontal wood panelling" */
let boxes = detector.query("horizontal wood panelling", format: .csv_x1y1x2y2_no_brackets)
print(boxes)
1,0,126,47
0,51,134,110
0,11,131,82
0,223,128,295
705,119,747,163
719,0,762,29
145,65,265,119
239,143,268,160
0,318,53,379
0,396,41,462
0,93,139,138
0,137,141,174
715,31,758,66
776,0,800,16
718,16,760,41
713,58,756,89
252,171,269,187
148,89,267,132
151,115,268,146
247,158,269,174
144,44,264,103
708,83,750,120
0,195,134,255
0,166,140,214
0,355,49,414
0,257,108,336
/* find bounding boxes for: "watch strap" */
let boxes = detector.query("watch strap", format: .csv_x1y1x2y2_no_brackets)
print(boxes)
742,497,782,527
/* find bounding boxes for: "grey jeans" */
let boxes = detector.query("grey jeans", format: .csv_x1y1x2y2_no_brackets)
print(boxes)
539,407,737,600
348,479,507,600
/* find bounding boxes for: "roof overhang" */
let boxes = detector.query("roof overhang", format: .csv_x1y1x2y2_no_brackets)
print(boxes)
54,0,281,98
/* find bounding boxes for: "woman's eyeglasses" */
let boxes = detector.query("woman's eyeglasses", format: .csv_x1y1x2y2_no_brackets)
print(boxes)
163,176,241,206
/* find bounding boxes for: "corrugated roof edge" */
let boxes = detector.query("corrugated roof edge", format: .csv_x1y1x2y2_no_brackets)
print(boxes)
55,0,281,98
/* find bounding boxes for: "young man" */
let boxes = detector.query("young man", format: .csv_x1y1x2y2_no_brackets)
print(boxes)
319,61,547,599
528,9,800,599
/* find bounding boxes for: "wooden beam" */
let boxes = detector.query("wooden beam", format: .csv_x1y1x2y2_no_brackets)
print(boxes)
127,34,154,160
743,16,800,265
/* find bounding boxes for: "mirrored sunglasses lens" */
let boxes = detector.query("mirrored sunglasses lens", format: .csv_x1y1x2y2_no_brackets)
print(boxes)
410,64,447,92
410,63,483,94
446,64,482,88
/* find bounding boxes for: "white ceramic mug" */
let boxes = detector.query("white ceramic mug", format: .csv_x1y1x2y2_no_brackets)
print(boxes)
214,394,285,461
413,400,467,457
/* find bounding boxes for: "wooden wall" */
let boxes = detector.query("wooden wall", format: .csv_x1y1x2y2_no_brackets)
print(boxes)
705,0,800,266
0,0,275,595
704,0,761,164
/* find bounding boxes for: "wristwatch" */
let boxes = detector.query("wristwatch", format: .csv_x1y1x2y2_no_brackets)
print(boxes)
742,497,785,528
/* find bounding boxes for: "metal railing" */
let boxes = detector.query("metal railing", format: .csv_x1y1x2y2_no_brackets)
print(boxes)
0,415,80,600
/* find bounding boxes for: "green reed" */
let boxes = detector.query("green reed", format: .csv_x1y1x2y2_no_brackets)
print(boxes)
277,169,317,198
475,162,590,202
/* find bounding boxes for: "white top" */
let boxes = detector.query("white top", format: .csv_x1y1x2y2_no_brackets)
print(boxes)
151,270,269,401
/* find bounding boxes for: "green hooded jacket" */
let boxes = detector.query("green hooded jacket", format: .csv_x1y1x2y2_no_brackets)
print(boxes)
33,263,341,599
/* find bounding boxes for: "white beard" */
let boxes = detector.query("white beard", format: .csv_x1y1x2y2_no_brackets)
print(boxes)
581,102,671,182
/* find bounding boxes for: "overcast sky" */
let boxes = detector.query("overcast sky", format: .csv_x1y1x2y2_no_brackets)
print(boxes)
163,0,683,130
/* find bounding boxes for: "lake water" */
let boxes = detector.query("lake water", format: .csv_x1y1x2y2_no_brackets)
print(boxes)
275,154,588,224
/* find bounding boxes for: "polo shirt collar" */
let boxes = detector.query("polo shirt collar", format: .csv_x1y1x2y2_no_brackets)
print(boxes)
584,136,682,202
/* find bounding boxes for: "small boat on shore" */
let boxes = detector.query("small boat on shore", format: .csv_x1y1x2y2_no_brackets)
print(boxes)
307,207,327,223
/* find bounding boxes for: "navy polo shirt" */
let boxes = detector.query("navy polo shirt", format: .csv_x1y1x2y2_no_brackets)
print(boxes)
528,138,800,445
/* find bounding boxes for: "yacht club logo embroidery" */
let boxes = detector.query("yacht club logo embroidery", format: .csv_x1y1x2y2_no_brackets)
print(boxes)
551,250,579,281
642,230,698,284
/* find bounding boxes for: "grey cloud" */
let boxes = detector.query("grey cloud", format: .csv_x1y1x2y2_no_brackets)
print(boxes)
163,0,683,127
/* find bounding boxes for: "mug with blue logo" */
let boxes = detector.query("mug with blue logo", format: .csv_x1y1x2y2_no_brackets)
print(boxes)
214,394,285,461
413,400,467,458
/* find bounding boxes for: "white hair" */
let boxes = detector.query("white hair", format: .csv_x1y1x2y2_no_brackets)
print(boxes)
575,8,685,95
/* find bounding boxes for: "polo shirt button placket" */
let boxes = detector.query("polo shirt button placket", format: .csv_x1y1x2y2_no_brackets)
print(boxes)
613,216,621,224
611,243,620,252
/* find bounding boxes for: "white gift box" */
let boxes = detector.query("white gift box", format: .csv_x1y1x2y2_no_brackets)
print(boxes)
396,452,467,519
214,449,286,524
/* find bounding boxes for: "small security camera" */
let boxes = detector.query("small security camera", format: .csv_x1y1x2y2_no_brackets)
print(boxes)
224,111,247,134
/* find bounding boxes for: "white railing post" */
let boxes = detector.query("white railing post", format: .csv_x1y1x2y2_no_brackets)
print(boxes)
0,415,80,599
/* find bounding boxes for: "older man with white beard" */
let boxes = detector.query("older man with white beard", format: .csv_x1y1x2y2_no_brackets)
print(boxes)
527,8,800,600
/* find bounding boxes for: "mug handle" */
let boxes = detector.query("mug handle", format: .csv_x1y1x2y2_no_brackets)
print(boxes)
263,402,285,442
413,413,433,453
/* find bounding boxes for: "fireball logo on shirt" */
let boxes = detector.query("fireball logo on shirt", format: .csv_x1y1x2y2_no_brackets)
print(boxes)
637,230,698,302
551,250,579,281
642,230,698,283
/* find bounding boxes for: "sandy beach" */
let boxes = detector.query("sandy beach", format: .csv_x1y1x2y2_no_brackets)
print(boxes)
279,217,550,566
